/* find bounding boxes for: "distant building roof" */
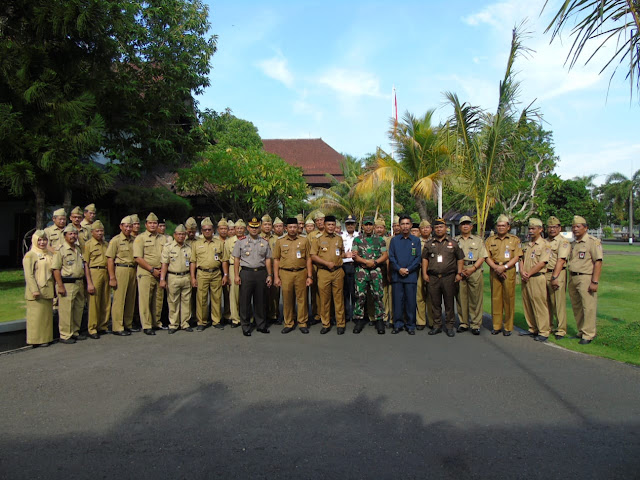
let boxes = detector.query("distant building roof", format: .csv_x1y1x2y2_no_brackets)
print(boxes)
262,138,344,186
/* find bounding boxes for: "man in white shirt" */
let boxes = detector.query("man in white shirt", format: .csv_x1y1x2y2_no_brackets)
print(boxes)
341,214,359,324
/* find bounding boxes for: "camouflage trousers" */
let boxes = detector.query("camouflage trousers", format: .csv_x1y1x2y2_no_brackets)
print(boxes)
353,267,385,321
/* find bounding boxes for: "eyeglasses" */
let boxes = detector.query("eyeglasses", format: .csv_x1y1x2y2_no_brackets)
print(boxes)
202,228,213,231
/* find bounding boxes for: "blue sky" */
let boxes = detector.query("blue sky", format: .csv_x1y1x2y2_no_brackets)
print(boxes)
199,0,638,184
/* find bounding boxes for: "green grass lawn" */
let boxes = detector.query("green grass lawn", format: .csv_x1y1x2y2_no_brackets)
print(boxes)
601,243,640,253
482,253,640,366
0,269,26,323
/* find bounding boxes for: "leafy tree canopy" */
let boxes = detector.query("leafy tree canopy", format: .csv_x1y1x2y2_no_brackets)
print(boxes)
200,108,263,150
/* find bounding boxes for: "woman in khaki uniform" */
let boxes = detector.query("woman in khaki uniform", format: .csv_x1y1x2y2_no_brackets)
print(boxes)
23,230,55,347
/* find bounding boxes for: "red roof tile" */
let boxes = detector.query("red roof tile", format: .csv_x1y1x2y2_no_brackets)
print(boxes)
263,138,344,185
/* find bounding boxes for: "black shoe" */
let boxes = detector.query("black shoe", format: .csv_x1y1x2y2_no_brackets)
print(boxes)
143,329,156,335
554,334,565,340
59,337,76,344
446,328,455,337
88,333,100,339
273,319,283,325
281,327,294,334
471,328,480,336
353,321,364,334
127,327,141,333
309,319,321,326
535,335,548,342
168,329,177,334
491,329,502,335
519,331,536,336
243,330,251,337
416,325,426,331
320,327,331,334
257,328,270,334
74,334,87,341
337,327,345,335
98,330,110,335
231,322,240,328
578,338,592,345
428,327,443,335
300,327,310,334
113,330,131,336
407,330,416,336
391,328,401,334
184,327,193,332
503,330,512,336
457,325,469,333
196,325,205,332
213,324,224,329
368,321,375,326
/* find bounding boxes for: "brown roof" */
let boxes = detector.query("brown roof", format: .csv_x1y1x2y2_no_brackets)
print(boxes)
262,138,344,185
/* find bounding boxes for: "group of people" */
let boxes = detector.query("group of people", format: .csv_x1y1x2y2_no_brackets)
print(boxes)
22,204,603,347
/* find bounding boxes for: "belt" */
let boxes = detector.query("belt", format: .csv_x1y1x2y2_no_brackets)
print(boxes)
61,277,83,283
570,272,590,276
243,266,266,272
280,267,305,272
319,266,341,271
427,271,455,278
168,271,189,276
115,263,136,268
197,267,219,273
464,261,476,266
547,267,566,272
90,266,107,270
530,272,543,278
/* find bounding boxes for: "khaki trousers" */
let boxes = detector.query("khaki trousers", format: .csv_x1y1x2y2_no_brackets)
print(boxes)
88,269,111,334
280,269,308,328
58,280,85,340
310,266,320,320
522,274,550,337
196,269,222,326
138,273,160,330
111,266,136,332
317,268,346,328
546,270,567,336
223,283,231,320
167,274,192,330
490,269,516,331
456,269,484,329
569,274,597,340
155,287,165,325
228,264,241,325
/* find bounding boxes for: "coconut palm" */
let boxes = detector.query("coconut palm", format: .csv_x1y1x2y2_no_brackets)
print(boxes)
601,170,640,224
357,110,452,220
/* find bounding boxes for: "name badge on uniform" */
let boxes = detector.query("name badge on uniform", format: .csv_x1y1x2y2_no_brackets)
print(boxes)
579,252,585,259
214,254,219,261
335,248,340,256
411,248,416,256
437,255,443,263
531,252,535,259
185,260,190,267
468,252,473,260
296,251,301,259
504,251,510,259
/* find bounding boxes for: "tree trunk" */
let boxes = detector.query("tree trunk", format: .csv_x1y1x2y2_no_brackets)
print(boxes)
33,185,46,230
63,188,73,214
415,196,428,220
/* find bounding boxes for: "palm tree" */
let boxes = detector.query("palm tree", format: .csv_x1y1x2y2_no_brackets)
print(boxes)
445,26,536,237
357,110,452,220
601,170,640,226
542,0,640,100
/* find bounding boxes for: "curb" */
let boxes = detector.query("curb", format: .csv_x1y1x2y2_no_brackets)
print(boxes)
0,319,26,334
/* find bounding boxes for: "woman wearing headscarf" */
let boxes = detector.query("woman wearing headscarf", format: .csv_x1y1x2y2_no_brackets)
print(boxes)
22,230,55,347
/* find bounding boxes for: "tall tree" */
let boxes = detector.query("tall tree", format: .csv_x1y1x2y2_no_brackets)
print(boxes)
600,170,640,225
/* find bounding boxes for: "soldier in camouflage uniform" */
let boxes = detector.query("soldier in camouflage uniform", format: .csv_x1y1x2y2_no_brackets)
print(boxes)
352,217,388,334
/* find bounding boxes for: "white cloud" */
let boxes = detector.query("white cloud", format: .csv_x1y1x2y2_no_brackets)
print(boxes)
256,54,294,88
317,68,384,98
557,143,640,181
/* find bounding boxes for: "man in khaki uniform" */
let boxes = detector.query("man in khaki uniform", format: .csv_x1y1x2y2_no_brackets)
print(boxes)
84,220,111,338
130,214,141,238
190,217,226,331
81,204,96,229
304,218,316,236
311,215,346,334
106,216,137,336
223,219,245,328
274,218,313,334
392,215,400,236
485,214,522,335
416,219,434,330
44,208,67,254
185,216,199,323
155,218,170,325
160,224,193,333
455,216,487,335
69,206,86,248
133,212,165,335
546,216,571,340
52,225,89,343
519,218,551,342
227,220,236,239
216,219,232,323
568,215,603,344
308,212,325,324
297,214,305,236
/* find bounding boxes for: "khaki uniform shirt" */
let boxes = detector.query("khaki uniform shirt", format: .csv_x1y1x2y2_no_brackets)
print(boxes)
422,236,464,275
44,225,65,251
83,237,109,268
455,234,488,265
52,242,85,278
224,235,243,265
232,235,272,269
191,237,226,269
133,231,165,275
546,235,571,271
521,236,550,272
273,235,310,270
310,232,344,267
161,240,192,274
106,233,135,265
485,234,523,265
569,235,603,274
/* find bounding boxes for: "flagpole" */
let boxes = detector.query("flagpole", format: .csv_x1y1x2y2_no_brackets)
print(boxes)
390,85,397,229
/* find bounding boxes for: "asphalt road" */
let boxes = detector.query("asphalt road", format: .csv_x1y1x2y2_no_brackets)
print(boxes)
1,321,639,480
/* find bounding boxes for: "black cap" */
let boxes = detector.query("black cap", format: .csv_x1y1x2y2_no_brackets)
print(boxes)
325,215,336,223
345,214,356,224
286,217,298,225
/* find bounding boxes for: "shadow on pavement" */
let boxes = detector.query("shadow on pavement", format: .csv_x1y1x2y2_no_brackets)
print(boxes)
1,381,638,479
